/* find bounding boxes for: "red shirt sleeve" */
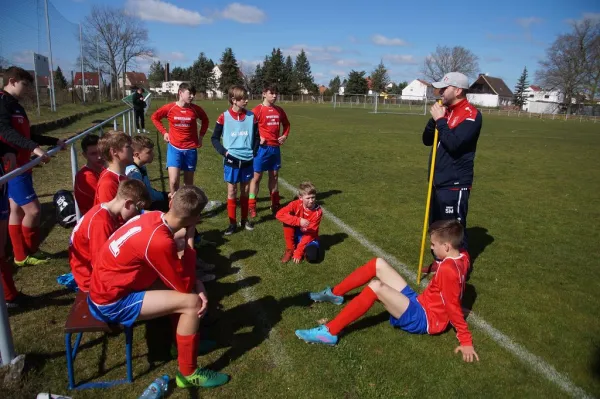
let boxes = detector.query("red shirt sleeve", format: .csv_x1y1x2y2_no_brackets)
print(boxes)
151,103,172,135
276,201,300,226
74,169,97,215
145,231,190,293
95,177,118,205
278,106,291,136
437,260,473,346
251,105,263,124
216,113,225,125
193,105,209,137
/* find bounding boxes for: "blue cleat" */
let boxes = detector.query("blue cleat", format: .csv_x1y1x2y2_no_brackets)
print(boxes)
295,325,338,346
309,287,344,305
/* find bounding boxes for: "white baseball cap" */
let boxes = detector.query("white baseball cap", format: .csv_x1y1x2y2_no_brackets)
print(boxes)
432,72,470,89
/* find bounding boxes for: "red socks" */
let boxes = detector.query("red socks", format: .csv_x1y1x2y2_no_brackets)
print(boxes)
227,199,237,224
283,225,295,250
240,196,249,221
270,191,280,207
0,258,17,302
326,286,378,336
8,225,27,262
248,198,257,212
22,226,40,254
332,258,377,296
176,333,199,376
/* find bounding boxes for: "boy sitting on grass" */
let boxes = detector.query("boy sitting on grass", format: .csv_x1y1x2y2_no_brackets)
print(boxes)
275,181,323,264
295,219,479,363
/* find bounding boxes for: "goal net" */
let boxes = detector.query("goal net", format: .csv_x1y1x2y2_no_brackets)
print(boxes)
333,94,377,109
371,94,429,115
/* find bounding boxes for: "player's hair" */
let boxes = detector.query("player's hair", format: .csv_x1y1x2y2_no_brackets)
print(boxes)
178,82,196,96
263,83,279,94
428,219,464,249
228,85,248,105
81,134,100,153
3,66,34,85
298,181,317,196
170,186,208,220
97,131,131,162
131,135,154,153
116,179,151,210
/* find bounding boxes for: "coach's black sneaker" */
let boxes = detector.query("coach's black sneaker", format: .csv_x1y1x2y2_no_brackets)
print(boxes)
224,223,237,236
241,219,254,231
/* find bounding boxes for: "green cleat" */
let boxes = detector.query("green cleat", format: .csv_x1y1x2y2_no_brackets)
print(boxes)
176,367,229,388
14,252,50,267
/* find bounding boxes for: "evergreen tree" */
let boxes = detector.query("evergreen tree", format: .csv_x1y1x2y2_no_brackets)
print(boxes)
329,75,341,95
218,47,243,93
283,55,298,95
171,66,190,81
369,61,390,93
54,66,68,90
148,60,165,86
250,64,264,96
264,48,285,91
189,52,215,96
513,66,529,107
345,70,368,94
294,49,316,93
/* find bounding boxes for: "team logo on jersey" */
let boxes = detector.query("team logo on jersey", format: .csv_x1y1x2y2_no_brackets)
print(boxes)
231,130,249,137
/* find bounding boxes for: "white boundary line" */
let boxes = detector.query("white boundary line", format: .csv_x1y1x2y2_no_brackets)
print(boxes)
278,177,594,399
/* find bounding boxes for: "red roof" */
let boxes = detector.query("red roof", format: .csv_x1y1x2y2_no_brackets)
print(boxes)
529,85,542,92
126,71,148,87
366,77,372,89
74,72,100,86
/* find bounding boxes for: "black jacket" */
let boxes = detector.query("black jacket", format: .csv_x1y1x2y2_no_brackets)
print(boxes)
132,92,146,110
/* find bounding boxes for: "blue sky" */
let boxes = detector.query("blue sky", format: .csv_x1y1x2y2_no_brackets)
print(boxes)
3,0,599,89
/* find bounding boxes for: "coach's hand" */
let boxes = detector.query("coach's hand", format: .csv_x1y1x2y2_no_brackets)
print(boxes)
430,102,446,121
56,139,67,150
454,345,479,363
163,133,170,143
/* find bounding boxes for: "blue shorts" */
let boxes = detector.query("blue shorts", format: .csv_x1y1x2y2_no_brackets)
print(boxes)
87,291,146,327
166,143,197,172
294,228,320,249
253,145,281,172
389,286,428,334
8,172,37,206
224,164,253,184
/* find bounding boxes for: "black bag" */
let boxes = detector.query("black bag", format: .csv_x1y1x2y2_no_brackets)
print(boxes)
54,190,77,228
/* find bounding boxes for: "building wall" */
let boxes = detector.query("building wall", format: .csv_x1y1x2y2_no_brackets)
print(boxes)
467,93,499,107
524,101,561,114
401,80,432,99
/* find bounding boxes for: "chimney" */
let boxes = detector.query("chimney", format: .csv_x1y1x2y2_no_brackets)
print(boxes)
165,62,170,82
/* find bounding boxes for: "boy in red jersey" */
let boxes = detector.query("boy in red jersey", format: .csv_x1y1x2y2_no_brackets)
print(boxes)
211,86,259,236
276,181,323,264
69,179,150,292
295,219,479,363
151,83,209,197
0,67,66,267
88,185,229,388
94,131,133,205
248,84,290,217
74,134,105,215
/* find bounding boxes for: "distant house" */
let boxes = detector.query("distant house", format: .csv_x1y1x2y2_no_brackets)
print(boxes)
522,85,564,114
74,72,100,92
318,85,327,95
152,80,190,95
467,74,513,107
119,71,148,94
401,79,434,100
206,65,246,99
0,71,49,88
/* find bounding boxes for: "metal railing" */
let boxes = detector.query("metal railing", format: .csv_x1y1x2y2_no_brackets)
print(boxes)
0,93,150,367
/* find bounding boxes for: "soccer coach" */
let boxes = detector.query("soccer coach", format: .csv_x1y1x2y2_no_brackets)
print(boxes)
422,72,482,273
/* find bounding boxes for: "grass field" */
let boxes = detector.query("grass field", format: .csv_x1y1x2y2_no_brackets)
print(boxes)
2,100,599,398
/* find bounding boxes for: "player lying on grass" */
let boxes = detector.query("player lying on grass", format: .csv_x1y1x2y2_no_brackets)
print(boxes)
295,219,479,363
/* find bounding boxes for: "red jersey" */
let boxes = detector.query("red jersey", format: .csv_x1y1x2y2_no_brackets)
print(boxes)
251,103,290,146
417,251,472,346
69,204,118,292
276,199,323,259
151,103,209,149
94,168,127,206
74,165,103,215
89,211,196,305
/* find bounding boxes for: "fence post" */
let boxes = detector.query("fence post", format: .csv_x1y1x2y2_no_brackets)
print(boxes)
113,118,117,131
0,282,16,366
122,114,126,133
70,144,82,221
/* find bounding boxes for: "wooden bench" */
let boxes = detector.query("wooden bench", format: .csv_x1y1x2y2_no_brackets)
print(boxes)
64,291,133,390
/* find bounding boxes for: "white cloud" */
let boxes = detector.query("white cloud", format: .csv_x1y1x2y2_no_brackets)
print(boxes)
220,3,266,24
382,54,417,65
12,50,34,66
516,17,542,28
371,34,407,46
125,0,211,26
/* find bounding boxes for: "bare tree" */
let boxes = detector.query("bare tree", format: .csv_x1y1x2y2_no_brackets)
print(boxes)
421,45,480,82
81,5,153,97
240,63,255,92
536,18,599,113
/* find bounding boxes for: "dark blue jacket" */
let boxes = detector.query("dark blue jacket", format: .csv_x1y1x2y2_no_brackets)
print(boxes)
422,99,482,189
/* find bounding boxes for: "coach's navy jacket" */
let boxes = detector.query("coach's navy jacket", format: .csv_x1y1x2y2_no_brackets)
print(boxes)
422,99,482,189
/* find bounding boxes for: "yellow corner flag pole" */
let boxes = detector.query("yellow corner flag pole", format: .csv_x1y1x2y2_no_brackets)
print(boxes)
417,100,441,285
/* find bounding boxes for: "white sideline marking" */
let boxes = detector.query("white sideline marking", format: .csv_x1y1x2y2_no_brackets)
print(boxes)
229,255,294,372
278,177,594,399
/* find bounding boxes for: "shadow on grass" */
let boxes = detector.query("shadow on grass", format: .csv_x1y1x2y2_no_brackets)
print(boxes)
319,233,348,251
39,200,59,246
7,288,74,317
467,226,494,264
316,189,343,205
592,342,600,381
153,130,168,193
